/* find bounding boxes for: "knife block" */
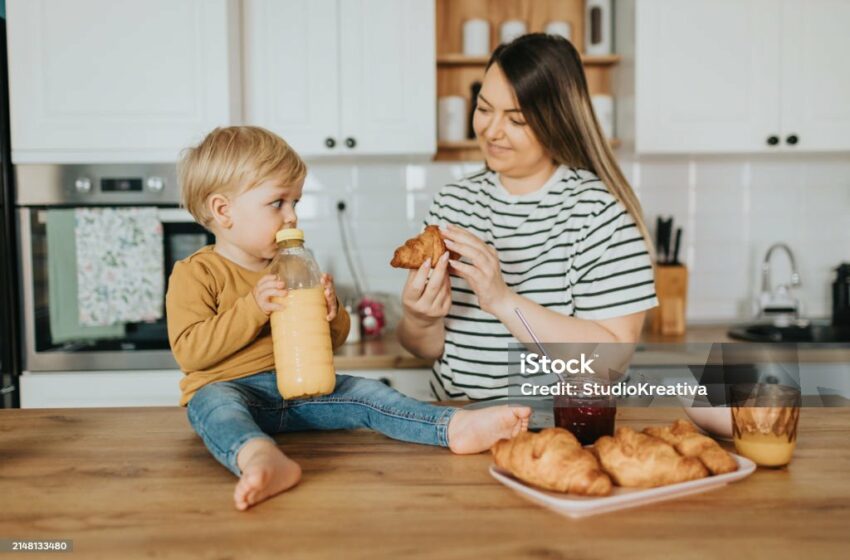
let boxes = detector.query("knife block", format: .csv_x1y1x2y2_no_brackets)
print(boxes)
649,264,688,336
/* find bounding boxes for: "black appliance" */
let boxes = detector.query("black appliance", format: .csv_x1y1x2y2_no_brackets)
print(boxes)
1,14,21,408
833,263,850,328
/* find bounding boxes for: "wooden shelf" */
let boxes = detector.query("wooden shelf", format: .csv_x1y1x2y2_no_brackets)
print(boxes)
582,54,621,66
437,139,479,149
437,53,621,67
437,54,490,66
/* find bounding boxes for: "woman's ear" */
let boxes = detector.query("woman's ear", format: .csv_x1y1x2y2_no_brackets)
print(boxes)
208,193,233,229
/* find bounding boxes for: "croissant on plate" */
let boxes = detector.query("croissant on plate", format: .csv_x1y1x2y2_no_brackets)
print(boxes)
594,427,709,488
491,428,613,496
643,420,738,475
390,225,456,269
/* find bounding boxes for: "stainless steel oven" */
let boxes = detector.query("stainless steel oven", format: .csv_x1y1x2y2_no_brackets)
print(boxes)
16,164,214,372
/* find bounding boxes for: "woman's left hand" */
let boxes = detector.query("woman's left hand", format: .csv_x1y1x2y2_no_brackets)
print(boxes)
442,224,512,316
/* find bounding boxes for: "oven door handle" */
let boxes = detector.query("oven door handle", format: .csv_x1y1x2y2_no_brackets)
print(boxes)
36,208,197,225
156,208,196,224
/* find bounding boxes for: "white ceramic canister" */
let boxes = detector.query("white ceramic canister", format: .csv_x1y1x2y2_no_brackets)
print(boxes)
585,0,612,55
438,96,468,142
500,20,527,44
545,20,572,41
463,18,490,56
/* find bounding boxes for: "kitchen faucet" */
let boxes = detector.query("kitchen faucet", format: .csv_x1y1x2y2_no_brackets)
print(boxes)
756,243,803,326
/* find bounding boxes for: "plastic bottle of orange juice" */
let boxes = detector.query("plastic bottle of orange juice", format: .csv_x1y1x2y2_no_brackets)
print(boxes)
269,228,336,399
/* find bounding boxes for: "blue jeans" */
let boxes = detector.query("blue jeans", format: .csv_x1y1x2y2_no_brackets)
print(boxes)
187,372,459,477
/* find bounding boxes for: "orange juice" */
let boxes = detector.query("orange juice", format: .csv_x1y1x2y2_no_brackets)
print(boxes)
731,384,801,468
270,287,335,398
733,432,796,467
269,228,336,399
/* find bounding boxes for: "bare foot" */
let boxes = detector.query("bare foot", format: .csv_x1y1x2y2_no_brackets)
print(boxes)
233,438,302,511
446,406,532,454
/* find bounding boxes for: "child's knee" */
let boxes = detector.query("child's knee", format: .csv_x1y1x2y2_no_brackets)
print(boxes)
335,374,403,401
188,382,252,426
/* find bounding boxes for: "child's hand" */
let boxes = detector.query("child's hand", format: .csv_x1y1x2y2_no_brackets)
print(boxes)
253,274,287,316
321,273,338,321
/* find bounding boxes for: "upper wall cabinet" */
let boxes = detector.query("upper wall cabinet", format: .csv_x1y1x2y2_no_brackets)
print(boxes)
779,0,850,152
629,0,850,154
7,0,241,163
243,0,436,158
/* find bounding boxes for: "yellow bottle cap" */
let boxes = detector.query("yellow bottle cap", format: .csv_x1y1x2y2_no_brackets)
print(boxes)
275,228,305,243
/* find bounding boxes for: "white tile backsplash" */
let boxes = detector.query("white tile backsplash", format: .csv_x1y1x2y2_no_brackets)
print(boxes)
301,153,849,322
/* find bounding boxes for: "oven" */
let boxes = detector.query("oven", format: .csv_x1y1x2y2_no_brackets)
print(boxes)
16,164,214,372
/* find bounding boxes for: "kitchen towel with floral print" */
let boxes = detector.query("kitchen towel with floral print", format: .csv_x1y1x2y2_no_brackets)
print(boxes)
75,207,164,326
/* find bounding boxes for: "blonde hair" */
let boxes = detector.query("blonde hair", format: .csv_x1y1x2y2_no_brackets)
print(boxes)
178,126,307,228
488,35,654,259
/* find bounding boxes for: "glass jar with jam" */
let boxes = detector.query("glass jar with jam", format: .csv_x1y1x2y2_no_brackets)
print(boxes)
553,376,616,446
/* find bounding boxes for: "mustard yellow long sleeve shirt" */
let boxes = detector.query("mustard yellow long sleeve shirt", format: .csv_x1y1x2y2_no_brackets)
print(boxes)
166,246,350,406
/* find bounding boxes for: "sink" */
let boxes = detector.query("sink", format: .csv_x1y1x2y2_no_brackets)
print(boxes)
728,321,850,343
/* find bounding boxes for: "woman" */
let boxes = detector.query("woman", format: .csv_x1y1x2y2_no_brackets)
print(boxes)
398,34,658,401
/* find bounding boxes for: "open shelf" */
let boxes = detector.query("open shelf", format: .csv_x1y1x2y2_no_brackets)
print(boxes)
434,0,620,161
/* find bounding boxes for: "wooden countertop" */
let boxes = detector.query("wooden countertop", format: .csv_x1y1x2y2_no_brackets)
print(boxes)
334,333,430,370
336,326,738,370
2,405,848,558
334,326,739,371
341,326,850,371
641,324,736,344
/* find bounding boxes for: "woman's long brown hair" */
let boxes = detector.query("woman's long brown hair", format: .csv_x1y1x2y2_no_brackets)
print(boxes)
487,33,653,255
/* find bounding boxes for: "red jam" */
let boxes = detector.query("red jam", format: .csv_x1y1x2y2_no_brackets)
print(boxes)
553,396,616,446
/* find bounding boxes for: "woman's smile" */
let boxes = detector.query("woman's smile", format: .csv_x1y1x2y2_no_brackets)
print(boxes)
485,142,512,156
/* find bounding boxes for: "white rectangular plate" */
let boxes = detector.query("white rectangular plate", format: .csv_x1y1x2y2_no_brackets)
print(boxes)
490,453,756,519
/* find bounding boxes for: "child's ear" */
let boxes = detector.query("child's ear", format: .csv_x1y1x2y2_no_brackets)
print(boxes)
208,194,233,229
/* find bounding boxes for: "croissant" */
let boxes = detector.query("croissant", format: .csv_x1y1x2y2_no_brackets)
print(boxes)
390,225,455,269
595,427,709,488
643,420,738,475
491,428,613,496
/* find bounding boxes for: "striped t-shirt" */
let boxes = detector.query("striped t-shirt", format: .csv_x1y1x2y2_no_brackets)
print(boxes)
424,165,658,401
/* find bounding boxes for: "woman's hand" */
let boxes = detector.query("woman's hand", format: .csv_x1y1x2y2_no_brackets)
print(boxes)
442,224,511,316
401,251,452,325
320,273,339,321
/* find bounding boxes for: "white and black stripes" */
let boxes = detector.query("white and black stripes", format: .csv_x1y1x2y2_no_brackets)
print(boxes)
425,165,658,400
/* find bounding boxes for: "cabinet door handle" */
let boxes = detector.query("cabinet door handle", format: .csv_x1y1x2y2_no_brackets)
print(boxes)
767,135,780,146
325,137,336,149
345,137,357,149
786,134,799,146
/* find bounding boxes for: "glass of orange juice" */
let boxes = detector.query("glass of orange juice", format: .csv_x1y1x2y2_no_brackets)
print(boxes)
731,383,801,468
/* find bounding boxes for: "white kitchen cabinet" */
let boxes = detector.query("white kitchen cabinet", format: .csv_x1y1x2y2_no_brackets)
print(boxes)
243,0,435,158
779,0,850,152
19,369,434,408
20,370,184,408
627,0,850,154
241,0,340,157
7,0,240,163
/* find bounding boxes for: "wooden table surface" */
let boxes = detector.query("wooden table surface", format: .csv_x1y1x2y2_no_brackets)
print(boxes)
2,404,848,559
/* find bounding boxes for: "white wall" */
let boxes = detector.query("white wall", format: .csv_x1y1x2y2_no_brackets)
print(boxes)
618,152,850,321
298,155,850,324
